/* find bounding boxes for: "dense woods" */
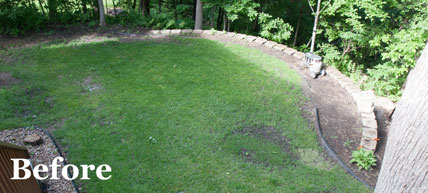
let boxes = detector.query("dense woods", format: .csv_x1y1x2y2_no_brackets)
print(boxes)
0,0,427,101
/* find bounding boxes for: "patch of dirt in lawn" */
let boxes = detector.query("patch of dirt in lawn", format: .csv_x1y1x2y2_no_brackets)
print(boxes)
226,125,296,168
82,76,102,92
233,126,294,155
0,72,19,87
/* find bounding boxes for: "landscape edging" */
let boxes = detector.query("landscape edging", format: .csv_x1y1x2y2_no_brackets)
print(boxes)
143,28,391,153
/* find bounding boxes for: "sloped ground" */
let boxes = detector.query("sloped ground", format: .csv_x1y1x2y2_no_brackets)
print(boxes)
200,33,383,187
1,30,372,192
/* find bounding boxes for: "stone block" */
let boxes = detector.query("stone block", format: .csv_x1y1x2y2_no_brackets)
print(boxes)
360,90,376,101
181,29,193,34
362,127,378,139
362,118,377,129
264,41,278,48
374,96,396,119
24,134,43,145
246,35,257,42
148,30,161,35
337,77,354,89
235,34,247,40
254,38,267,45
360,136,377,152
344,83,361,94
361,112,376,120
274,44,287,51
283,47,297,55
170,29,181,34
357,101,374,114
192,29,203,34
225,32,236,37
160,29,171,34
294,52,306,60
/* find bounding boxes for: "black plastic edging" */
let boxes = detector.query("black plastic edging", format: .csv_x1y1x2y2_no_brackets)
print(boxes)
40,128,80,193
314,108,375,191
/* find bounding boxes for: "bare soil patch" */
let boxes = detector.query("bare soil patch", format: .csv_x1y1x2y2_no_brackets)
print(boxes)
233,126,293,155
0,72,19,87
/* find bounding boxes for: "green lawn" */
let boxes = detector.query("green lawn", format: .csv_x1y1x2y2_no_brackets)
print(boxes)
0,37,369,192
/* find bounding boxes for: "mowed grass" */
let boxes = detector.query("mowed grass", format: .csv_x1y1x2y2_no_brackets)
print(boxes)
0,37,369,192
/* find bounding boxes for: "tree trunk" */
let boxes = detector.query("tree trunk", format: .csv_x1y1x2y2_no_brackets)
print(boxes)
375,43,428,192
222,13,227,31
132,0,137,9
158,0,161,13
209,6,215,28
139,0,150,16
97,0,106,26
39,0,46,14
104,0,108,14
47,0,58,20
112,0,116,15
192,0,196,21
143,0,150,16
194,0,203,29
293,9,302,47
310,0,321,53
216,8,223,30
173,0,177,21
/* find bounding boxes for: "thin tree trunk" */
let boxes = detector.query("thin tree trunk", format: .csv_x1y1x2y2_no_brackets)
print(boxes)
104,0,108,14
39,0,46,14
227,20,230,32
143,0,150,16
222,13,227,31
293,10,302,47
192,0,196,21
158,0,161,13
97,0,106,26
194,0,203,29
310,0,321,52
216,8,223,30
132,0,137,9
112,0,116,15
375,43,428,192
209,6,216,29
173,0,177,21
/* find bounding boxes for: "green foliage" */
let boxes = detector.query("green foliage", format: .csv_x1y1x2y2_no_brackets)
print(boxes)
258,13,293,43
0,5,47,36
108,10,192,29
318,0,428,101
350,149,376,170
224,0,259,22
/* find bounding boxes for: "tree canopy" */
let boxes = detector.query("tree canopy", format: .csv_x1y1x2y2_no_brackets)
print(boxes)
1,0,427,100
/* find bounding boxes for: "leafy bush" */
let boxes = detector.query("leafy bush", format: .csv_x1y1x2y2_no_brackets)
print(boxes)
0,6,47,36
350,149,376,170
258,13,293,43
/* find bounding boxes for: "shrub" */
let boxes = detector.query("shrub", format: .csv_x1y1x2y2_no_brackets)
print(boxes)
350,149,376,170
0,6,47,36
258,13,293,43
